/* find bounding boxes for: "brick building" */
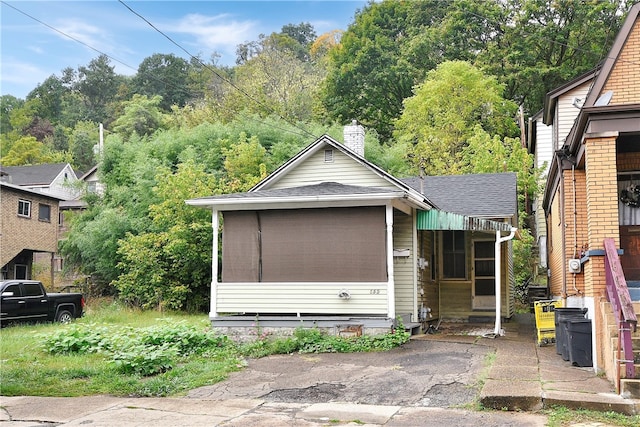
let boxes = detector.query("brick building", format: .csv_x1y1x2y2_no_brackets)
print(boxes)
530,3,640,397
1,181,64,282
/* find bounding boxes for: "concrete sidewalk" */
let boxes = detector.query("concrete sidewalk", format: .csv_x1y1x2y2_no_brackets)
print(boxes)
1,314,638,426
424,313,640,415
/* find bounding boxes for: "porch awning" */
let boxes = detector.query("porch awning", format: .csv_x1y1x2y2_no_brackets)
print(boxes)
416,209,513,232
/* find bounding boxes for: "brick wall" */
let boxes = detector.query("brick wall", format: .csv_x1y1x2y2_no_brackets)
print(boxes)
584,135,619,299
548,188,565,297
603,17,640,105
563,169,587,296
1,187,60,267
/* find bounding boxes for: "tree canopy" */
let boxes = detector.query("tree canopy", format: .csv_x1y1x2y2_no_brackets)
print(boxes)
3,0,631,310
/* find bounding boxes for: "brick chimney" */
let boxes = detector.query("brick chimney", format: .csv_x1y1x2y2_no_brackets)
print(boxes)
343,120,365,157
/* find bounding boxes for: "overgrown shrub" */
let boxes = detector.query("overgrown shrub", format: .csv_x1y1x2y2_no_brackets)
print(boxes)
41,322,230,376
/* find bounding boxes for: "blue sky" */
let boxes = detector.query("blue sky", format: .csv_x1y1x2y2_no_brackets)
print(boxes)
1,0,369,99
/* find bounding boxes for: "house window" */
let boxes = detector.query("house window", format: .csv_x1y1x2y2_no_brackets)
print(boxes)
18,199,31,218
39,204,51,222
442,230,466,279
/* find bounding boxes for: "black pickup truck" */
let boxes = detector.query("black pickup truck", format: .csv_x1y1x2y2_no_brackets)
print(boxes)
0,280,84,326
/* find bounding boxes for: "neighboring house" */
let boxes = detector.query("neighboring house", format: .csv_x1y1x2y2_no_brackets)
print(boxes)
533,3,640,397
78,165,105,196
528,68,599,281
187,123,518,339
0,181,64,282
0,163,80,201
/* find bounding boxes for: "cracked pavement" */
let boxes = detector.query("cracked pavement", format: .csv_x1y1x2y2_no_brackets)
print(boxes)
187,339,490,408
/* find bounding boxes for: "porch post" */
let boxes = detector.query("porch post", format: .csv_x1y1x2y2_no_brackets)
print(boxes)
495,227,516,336
386,205,395,319
211,209,219,318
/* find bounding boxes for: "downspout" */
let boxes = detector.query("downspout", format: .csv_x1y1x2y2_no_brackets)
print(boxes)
559,156,568,304
495,227,517,336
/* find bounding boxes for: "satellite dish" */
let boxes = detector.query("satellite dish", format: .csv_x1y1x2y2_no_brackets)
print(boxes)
594,90,613,107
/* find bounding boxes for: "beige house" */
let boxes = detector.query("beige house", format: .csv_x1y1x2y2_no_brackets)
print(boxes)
187,124,518,338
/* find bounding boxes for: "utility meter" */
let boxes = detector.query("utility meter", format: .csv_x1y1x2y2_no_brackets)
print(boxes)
568,259,581,274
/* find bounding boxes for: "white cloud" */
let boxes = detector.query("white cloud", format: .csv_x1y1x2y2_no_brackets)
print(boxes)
1,59,48,85
54,18,106,48
170,13,258,55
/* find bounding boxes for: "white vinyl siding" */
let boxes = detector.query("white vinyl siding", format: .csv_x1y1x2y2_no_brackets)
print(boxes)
271,148,396,190
555,85,591,149
216,282,388,315
393,210,415,319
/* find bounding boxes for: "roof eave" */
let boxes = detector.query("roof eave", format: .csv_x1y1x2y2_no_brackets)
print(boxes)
186,192,424,211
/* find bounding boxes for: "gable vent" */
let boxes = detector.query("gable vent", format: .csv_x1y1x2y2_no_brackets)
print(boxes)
324,149,334,163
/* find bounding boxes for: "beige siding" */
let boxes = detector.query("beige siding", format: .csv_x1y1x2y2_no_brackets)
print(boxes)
271,148,396,189
418,231,438,320
439,280,472,319
393,210,415,319
216,282,388,315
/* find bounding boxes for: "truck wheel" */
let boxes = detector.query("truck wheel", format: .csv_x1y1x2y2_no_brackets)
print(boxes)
56,310,73,324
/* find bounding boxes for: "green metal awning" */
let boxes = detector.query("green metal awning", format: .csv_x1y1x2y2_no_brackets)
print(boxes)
416,209,513,232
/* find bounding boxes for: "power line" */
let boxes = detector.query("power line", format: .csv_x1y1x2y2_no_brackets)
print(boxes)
1,0,319,141
117,0,318,140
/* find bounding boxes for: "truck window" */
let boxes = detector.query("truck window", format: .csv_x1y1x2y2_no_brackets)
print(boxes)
3,284,22,297
23,283,44,297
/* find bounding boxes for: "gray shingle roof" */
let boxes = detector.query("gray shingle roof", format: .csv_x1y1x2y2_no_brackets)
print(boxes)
402,173,517,218
0,163,70,186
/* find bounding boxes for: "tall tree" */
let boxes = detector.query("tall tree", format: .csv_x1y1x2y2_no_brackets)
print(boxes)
76,55,122,122
478,0,626,113
394,61,518,176
133,53,192,111
320,0,449,140
111,95,167,139
0,95,24,135
227,34,324,122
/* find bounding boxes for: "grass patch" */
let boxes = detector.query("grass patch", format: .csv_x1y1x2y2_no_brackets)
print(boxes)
545,406,640,427
0,301,409,397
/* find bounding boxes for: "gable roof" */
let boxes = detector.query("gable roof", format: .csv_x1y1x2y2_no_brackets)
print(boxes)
402,173,518,219
583,2,640,109
543,67,600,125
0,163,74,186
251,134,437,207
543,3,640,211
188,134,436,211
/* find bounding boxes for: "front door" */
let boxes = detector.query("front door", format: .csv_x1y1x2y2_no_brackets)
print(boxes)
620,226,640,280
473,240,495,309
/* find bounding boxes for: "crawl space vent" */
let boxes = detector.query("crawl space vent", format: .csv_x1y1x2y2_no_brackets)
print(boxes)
324,149,334,163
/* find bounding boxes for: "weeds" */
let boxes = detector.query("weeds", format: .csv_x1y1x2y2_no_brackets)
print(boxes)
1,306,409,397
544,406,640,427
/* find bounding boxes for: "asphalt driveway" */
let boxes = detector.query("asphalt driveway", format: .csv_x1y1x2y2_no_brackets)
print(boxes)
188,338,491,408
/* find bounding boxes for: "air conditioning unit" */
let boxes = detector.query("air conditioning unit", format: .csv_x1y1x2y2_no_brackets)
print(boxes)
568,259,581,274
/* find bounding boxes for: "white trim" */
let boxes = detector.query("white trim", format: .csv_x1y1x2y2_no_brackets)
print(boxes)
386,204,395,319
210,209,219,318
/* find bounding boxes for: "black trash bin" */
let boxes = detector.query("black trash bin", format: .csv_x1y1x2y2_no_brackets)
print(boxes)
567,319,593,367
554,307,587,358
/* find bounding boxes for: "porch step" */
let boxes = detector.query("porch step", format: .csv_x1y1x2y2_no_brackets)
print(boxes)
620,379,640,398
